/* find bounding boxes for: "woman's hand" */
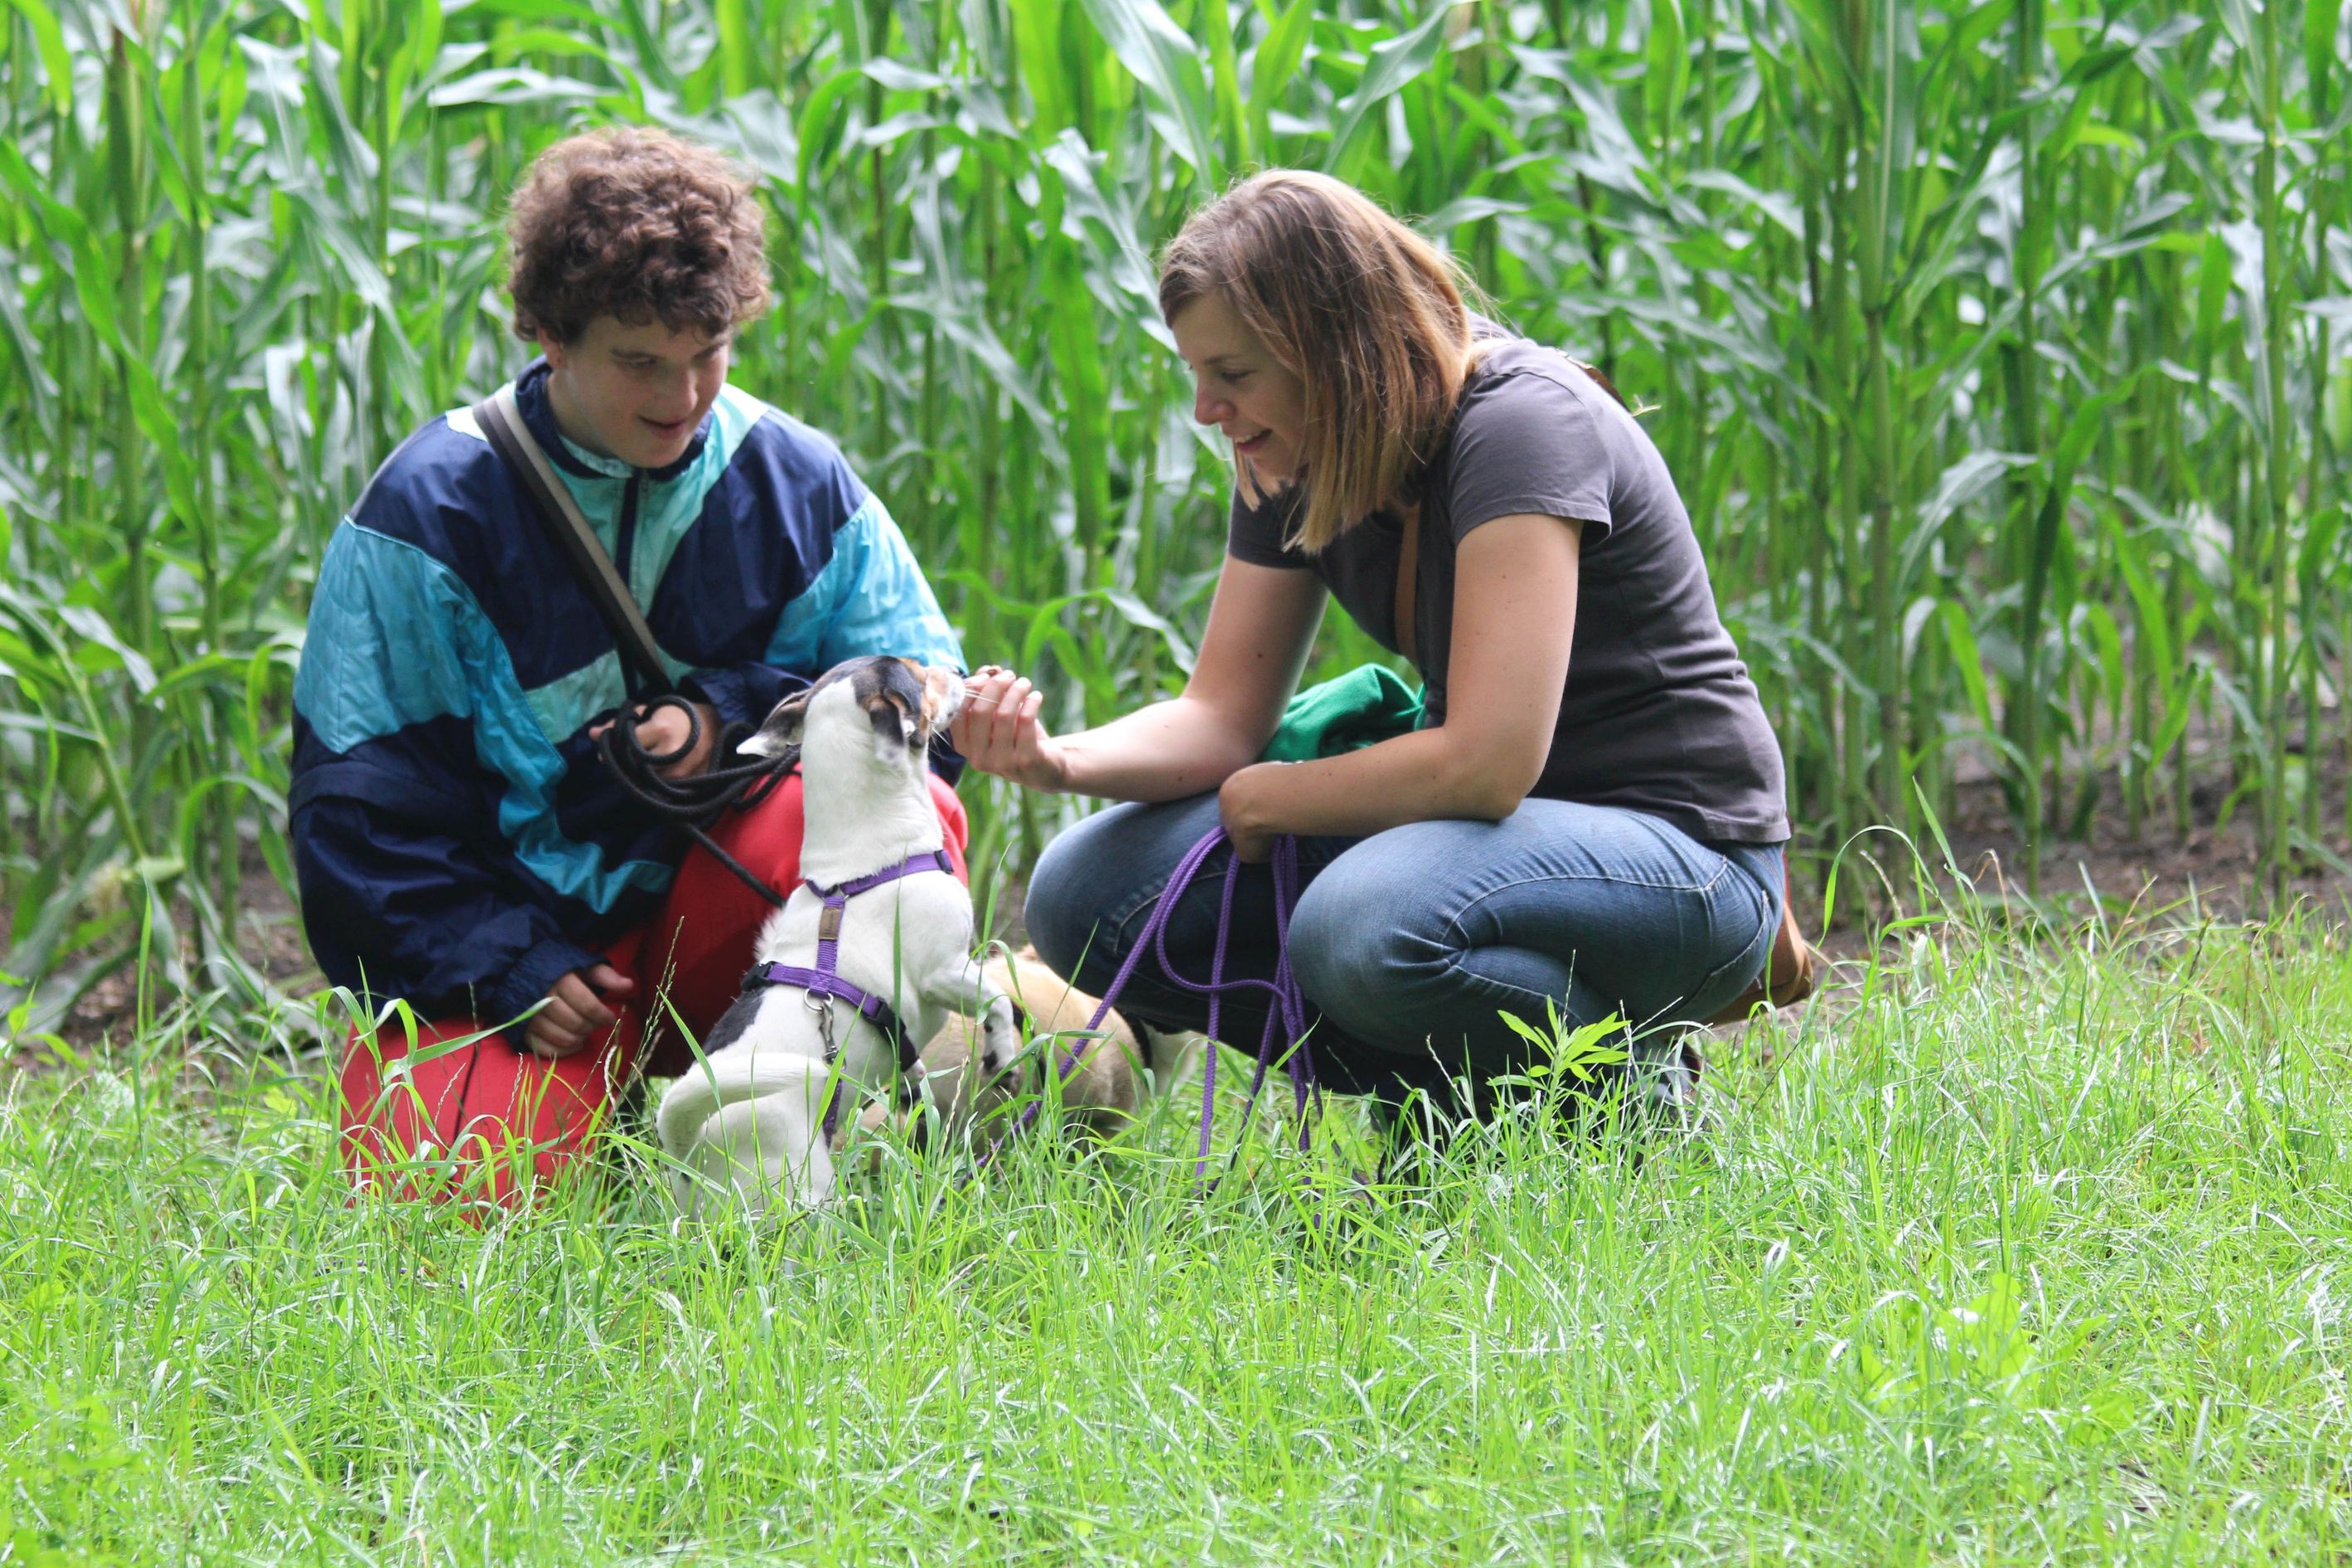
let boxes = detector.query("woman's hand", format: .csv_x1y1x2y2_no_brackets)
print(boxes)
1217,762,1285,864
952,666,1074,791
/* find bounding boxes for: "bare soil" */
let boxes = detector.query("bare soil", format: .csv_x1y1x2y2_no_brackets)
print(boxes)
1789,745,2352,974
38,855,319,1054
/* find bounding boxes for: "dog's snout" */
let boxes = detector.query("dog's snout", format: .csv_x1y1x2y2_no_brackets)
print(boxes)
931,673,968,729
918,664,967,737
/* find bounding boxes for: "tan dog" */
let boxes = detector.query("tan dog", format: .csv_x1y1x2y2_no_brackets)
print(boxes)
856,947,1202,1152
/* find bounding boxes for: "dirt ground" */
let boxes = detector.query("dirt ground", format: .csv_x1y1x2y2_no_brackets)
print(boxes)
1798,762,2352,951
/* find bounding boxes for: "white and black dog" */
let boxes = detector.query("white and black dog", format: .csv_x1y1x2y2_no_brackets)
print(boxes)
655,656,1019,1216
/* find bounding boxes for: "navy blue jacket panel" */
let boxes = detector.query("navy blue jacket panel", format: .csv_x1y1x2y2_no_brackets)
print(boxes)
291,364,965,1037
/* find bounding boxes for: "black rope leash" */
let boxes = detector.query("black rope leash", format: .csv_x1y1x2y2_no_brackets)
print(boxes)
596,694,796,908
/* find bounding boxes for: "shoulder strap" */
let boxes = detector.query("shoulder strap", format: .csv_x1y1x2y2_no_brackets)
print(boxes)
473,382,673,696
1393,502,1421,668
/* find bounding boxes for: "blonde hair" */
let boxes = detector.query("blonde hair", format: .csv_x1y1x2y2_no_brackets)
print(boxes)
1159,172,1478,554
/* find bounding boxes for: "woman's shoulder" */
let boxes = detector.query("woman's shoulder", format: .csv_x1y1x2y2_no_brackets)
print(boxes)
1433,334,1646,543
1461,336,1622,414
1441,337,1627,469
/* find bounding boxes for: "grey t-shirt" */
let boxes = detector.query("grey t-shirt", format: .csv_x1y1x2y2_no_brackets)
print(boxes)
1229,338,1789,844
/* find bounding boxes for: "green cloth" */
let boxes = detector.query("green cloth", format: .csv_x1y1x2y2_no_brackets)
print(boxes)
1260,664,1425,762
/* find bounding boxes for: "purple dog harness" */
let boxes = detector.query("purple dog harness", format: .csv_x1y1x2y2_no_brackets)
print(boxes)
740,848,959,1132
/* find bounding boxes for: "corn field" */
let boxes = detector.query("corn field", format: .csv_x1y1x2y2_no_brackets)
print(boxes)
0,0,2346,1025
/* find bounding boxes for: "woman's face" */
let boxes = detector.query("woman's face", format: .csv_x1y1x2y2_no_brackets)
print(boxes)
1171,293,1308,485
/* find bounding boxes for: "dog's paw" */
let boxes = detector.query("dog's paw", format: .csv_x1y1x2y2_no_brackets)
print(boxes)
978,997,1022,1079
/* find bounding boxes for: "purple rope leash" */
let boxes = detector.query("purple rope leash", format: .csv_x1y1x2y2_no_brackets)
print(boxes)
1000,826,1317,1185
1155,834,1318,1173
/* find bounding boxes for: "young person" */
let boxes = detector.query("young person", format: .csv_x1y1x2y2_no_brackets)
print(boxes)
293,128,967,1202
953,171,1801,1141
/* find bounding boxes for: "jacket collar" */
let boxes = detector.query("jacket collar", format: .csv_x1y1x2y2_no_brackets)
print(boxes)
514,358,714,483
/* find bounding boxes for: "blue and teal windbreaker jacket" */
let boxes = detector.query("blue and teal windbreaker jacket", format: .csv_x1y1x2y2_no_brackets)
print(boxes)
290,362,965,1032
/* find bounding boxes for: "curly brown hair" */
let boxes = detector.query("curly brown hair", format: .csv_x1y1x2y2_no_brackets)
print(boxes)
505,127,771,345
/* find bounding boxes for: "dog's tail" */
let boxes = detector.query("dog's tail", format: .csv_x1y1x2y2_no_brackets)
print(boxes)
655,1049,830,1159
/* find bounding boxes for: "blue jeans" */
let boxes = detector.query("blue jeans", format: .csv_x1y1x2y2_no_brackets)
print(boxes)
1024,793,1784,1113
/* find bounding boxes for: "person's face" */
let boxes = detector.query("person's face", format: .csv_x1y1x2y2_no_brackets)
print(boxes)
1171,293,1308,485
540,316,732,470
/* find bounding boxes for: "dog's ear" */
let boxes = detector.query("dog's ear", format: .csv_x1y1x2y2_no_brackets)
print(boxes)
864,686,919,762
740,688,811,759
917,664,967,739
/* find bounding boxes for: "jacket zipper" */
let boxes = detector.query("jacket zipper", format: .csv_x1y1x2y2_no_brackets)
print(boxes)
615,470,647,694
616,470,641,587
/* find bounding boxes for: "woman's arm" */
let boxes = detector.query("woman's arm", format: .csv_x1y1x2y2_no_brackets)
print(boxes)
1215,514,1580,857
953,558,1326,802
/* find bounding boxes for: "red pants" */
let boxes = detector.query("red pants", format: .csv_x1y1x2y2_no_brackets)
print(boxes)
339,775,970,1205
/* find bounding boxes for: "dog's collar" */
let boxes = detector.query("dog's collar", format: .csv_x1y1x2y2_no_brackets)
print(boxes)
806,849,957,903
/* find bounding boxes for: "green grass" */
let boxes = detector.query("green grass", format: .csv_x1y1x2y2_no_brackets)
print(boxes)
7,908,2350,1562
2,2,2349,1548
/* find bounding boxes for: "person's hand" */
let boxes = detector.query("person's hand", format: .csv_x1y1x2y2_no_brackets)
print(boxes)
952,666,1073,791
525,962,637,1057
591,699,719,779
1218,763,1283,864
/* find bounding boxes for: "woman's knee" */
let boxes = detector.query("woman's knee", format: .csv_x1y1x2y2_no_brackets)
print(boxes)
1020,825,1096,981
1023,803,1167,985
1288,851,1450,1031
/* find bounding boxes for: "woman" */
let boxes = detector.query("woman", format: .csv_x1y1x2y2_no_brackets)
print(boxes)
952,171,1796,1142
